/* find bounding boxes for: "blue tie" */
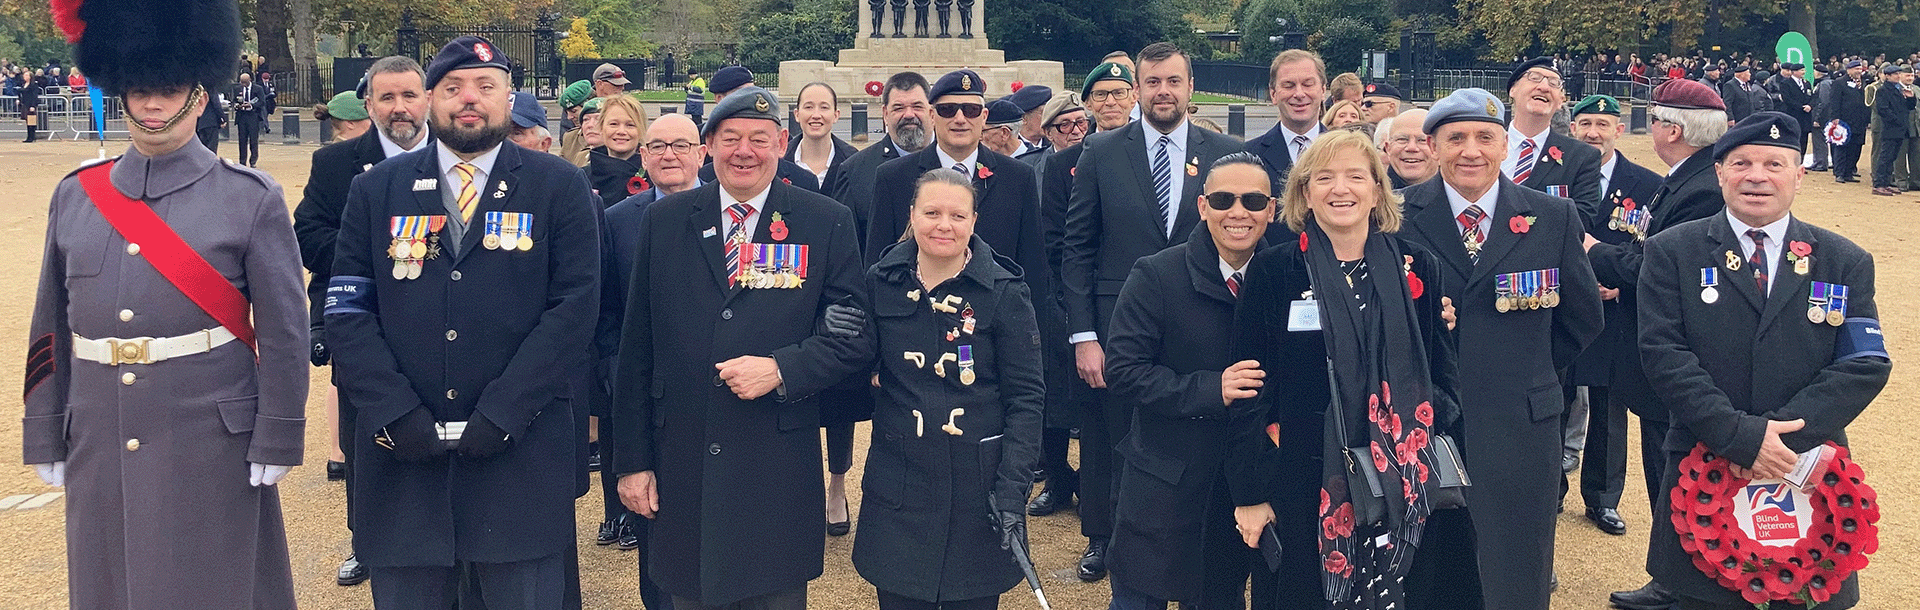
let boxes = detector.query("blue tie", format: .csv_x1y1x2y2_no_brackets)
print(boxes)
1151,135,1173,237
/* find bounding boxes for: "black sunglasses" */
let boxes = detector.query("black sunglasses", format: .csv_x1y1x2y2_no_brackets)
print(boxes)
933,103,986,119
1206,191,1273,211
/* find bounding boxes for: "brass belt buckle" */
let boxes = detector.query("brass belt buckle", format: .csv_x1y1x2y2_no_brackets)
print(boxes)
109,337,153,365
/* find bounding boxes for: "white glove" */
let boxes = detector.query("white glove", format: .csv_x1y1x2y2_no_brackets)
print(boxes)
249,463,292,487
33,462,65,487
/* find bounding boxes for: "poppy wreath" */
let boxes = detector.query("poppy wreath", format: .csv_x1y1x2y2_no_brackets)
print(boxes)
1670,442,1879,608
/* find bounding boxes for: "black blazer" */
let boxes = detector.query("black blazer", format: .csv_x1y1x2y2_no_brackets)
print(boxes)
1640,215,1888,607
1223,230,1459,609
326,142,600,567
1397,177,1603,609
609,180,872,606
1037,143,1090,425
1518,130,1605,228
1874,82,1915,136
294,128,390,325
1061,121,1243,336
1587,147,1724,418
1242,123,1322,192
785,133,858,182
825,135,908,243
1572,152,1664,386
866,145,1046,294
1102,224,1270,602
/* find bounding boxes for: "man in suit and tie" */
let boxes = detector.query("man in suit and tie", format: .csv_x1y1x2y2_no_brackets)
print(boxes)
825,71,932,243
1639,111,1889,610
292,54,434,589
610,86,872,610
1396,88,1602,610
1505,57,1604,227
868,69,1044,282
231,71,267,167
1563,94,1662,539
1026,61,1138,520
1243,49,1327,190
325,36,600,608
1060,41,1243,582
1766,63,1815,157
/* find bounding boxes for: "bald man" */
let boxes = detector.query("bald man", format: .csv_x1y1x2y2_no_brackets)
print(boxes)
1378,108,1435,189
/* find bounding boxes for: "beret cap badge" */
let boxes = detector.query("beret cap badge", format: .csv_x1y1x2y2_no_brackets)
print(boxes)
1110,65,1122,76
1485,100,1499,117
474,43,492,62
1770,125,1781,139
755,94,770,112
961,74,972,90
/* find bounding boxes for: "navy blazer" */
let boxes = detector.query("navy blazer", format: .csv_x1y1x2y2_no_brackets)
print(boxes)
1242,123,1320,193
1573,152,1664,385
294,128,391,324
327,141,600,566
1518,131,1605,230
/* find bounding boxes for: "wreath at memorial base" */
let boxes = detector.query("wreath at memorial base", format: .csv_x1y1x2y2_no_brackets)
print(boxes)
1670,442,1880,608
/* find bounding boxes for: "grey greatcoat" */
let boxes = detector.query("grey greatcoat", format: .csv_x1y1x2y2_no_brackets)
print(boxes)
24,142,309,609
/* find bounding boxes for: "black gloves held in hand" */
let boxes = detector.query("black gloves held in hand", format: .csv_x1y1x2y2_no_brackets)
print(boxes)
822,303,865,338
383,407,442,463
309,326,329,366
996,509,1029,552
457,412,512,459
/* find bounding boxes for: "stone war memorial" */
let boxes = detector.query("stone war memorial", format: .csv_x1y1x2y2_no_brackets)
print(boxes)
779,0,1064,100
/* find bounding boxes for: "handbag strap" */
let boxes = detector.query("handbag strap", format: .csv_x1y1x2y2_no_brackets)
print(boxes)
76,162,257,351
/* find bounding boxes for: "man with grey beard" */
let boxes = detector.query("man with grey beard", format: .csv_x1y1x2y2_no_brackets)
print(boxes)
824,71,932,249
292,54,434,588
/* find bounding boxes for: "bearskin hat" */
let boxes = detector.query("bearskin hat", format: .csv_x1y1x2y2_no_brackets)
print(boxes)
56,0,242,96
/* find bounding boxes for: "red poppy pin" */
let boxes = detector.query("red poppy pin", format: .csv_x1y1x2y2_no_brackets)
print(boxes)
627,172,651,195
1622,197,1636,211
781,176,793,185
1790,240,1812,258
1299,232,1310,252
1265,423,1280,447
1547,146,1564,163
1510,215,1536,234
769,212,789,241
1405,257,1425,299
976,162,993,180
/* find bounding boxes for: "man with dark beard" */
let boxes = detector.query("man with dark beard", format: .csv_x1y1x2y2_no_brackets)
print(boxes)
292,54,433,588
825,70,932,245
325,36,599,608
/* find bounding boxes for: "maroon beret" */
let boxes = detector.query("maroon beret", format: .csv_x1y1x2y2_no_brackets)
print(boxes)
1651,79,1726,112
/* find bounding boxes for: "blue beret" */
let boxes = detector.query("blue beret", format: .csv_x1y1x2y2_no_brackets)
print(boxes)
709,66,754,95
1005,85,1053,113
1732,65,1751,74
701,85,782,139
1422,88,1506,134
425,35,510,90
930,69,987,100
1846,60,1865,69
1882,63,1907,75
510,92,547,130
1571,94,1622,117
1714,111,1802,159
1508,57,1557,89
985,99,1023,125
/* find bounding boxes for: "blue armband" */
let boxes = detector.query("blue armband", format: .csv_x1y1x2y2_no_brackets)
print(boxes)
325,275,376,316
1835,317,1888,362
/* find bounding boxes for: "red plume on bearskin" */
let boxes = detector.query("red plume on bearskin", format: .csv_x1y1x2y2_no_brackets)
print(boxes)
51,0,86,43
71,0,242,95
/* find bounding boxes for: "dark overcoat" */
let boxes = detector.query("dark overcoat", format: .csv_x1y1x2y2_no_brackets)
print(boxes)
852,236,1042,602
327,142,599,567
1397,177,1603,610
1517,131,1605,229
610,180,873,606
1037,143,1089,427
1572,152,1664,386
1639,215,1889,609
1103,225,1266,603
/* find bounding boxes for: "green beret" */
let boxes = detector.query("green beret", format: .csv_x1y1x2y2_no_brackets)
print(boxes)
580,96,604,117
560,80,594,110
1081,62,1134,100
1570,94,1622,117
326,90,368,121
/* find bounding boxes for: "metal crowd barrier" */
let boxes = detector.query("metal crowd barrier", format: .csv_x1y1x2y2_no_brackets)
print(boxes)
0,91,129,140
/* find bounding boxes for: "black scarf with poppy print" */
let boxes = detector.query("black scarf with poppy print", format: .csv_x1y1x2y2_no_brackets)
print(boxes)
1303,224,1438,606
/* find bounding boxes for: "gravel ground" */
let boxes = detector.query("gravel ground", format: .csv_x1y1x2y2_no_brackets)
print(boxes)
0,134,1913,609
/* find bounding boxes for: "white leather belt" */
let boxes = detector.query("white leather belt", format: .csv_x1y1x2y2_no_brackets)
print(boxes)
72,327,237,366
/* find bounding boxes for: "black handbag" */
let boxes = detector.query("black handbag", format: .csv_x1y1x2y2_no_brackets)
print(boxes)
1427,432,1471,509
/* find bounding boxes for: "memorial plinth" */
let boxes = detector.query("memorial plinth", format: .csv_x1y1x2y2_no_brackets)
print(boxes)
778,0,1063,100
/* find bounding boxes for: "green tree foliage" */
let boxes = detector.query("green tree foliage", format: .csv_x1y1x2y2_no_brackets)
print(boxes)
1315,17,1375,74
738,0,854,74
987,0,1183,64
1234,0,1391,63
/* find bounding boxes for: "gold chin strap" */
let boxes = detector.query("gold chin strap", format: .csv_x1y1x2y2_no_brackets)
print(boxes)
127,85,206,135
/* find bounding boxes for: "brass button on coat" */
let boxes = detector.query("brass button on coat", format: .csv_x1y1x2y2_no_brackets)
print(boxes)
120,372,136,385
119,309,134,322
125,243,141,255
125,438,140,451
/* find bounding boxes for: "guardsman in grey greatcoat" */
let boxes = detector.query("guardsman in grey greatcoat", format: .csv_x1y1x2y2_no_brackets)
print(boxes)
25,1,309,607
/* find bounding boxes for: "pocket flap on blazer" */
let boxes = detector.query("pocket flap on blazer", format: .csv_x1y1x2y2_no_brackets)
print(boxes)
217,395,260,434
1118,436,1185,486
1525,382,1561,423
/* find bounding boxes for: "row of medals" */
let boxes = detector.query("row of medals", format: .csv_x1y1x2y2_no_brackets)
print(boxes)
740,265,804,289
388,221,442,280
483,213,535,252
912,291,978,385
1608,206,1650,241
1494,270,1560,313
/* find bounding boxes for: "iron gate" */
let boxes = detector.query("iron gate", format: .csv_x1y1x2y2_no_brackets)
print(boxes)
395,10,561,93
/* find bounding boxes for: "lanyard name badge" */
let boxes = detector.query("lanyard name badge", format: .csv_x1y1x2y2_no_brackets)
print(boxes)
1288,288,1321,332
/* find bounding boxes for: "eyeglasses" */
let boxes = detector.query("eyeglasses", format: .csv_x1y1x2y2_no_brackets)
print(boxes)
644,140,698,155
1087,87,1134,102
933,103,985,118
1205,191,1273,211
1520,71,1563,88
1048,118,1090,132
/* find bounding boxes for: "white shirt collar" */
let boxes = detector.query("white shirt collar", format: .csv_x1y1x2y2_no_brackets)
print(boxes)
436,140,503,183
1598,151,1619,193
935,144,982,174
1218,254,1251,284
379,124,431,159
1727,211,1792,293
1148,119,1192,148
1278,123,1322,152
1442,180,1500,227
1505,124,1551,176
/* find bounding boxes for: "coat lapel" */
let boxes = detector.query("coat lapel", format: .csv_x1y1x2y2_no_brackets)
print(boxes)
454,144,523,264
1404,182,1474,283
1467,181,1532,287
409,149,446,219
1121,124,1168,245
1757,219,1818,330
1706,218,1764,312
1182,225,1239,305
686,183,735,295
1173,128,1213,237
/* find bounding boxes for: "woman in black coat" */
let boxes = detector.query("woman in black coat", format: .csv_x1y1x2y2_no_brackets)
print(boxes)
19,72,42,143
585,94,648,204
854,168,1044,610
1228,131,1461,609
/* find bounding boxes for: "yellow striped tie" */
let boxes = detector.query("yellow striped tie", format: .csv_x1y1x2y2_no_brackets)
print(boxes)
453,162,480,222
